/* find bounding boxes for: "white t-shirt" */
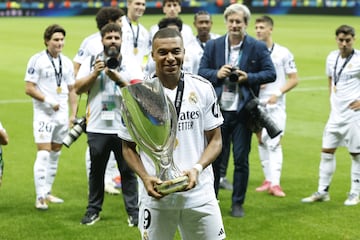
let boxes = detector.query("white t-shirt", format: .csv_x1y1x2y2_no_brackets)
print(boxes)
76,53,144,134
326,49,360,123
259,43,297,110
184,33,220,74
120,15,150,68
25,50,74,118
73,32,103,65
118,72,223,209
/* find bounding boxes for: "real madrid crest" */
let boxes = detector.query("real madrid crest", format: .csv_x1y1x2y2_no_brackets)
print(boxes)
189,92,197,104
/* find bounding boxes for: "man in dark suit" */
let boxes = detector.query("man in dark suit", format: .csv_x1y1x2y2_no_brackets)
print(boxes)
198,3,276,218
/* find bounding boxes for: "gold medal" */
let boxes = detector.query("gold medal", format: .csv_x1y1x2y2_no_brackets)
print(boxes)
333,86,336,93
133,47,138,55
57,86,62,94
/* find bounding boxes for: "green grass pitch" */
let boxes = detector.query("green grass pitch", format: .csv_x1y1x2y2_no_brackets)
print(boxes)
0,13,359,239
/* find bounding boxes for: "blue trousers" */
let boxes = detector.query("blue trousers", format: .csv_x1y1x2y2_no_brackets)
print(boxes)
213,110,252,206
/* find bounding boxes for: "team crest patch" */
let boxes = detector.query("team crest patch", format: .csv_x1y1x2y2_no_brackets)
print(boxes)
347,63,353,69
189,92,197,104
27,67,35,74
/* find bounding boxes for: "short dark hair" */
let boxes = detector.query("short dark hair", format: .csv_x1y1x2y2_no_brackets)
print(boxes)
255,15,274,27
96,7,125,31
100,23,122,38
336,25,355,37
43,24,65,46
163,0,182,5
194,10,211,21
153,27,182,43
158,17,183,32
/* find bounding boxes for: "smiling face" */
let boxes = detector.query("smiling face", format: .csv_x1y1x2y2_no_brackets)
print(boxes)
127,0,146,21
152,35,184,86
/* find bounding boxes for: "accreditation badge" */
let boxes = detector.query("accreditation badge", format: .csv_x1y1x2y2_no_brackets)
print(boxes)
101,94,116,120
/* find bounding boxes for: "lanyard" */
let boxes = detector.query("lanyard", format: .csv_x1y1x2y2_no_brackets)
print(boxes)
333,49,354,86
269,43,275,54
196,36,206,50
46,50,62,88
174,72,185,119
127,17,139,50
225,34,244,66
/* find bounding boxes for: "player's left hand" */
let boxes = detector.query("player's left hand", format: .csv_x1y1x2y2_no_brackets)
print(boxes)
182,168,199,191
349,99,360,111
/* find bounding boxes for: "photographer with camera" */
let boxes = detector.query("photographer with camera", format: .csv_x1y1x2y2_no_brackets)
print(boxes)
198,3,276,218
75,23,142,226
73,6,125,196
24,24,78,210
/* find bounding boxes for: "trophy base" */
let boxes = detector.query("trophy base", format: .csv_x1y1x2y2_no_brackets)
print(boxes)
155,176,189,195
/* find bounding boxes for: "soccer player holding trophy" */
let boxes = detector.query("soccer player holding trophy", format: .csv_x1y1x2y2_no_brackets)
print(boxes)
120,28,226,239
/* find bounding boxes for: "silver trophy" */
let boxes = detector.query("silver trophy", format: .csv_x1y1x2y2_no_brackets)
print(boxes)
120,78,189,195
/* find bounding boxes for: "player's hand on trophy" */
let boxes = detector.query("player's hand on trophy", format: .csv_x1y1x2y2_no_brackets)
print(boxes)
143,175,164,199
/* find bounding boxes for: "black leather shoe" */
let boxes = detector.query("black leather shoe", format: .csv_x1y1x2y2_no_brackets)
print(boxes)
231,204,244,217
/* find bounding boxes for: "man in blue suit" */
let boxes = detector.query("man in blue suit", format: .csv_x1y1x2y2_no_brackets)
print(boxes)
198,3,276,217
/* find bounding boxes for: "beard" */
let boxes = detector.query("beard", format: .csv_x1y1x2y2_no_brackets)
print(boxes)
104,44,120,58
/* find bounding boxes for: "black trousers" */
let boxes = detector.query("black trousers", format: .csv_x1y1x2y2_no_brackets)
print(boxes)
86,132,138,218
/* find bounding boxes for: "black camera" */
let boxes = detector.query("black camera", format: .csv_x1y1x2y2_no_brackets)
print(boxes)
105,57,120,69
63,117,86,148
229,67,240,82
245,98,282,139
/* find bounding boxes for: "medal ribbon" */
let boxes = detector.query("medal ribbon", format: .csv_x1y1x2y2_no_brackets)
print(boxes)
46,50,62,89
333,49,354,86
127,17,139,50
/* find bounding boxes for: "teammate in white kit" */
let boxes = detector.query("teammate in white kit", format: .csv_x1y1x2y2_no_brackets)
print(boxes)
254,16,299,197
25,24,77,210
120,0,150,70
120,28,226,240
302,25,360,206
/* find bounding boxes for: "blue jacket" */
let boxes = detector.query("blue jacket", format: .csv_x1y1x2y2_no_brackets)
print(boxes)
198,34,276,112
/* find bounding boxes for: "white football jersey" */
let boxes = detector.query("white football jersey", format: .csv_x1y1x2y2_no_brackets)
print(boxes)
258,43,297,110
118,72,223,209
73,32,103,65
76,53,143,134
25,50,74,118
120,15,150,68
326,49,360,123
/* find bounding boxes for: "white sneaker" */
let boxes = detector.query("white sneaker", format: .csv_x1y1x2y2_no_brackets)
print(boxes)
105,183,121,195
301,191,330,203
46,194,64,203
35,197,48,210
344,193,360,206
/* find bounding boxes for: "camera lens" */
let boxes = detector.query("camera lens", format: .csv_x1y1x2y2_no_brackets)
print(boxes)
229,71,239,82
106,57,119,69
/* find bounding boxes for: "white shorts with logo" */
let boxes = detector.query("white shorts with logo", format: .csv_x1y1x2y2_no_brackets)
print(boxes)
322,119,360,153
33,113,68,144
138,198,226,240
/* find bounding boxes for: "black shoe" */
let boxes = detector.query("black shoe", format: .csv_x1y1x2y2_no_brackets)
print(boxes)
127,215,138,227
219,177,233,191
80,211,100,225
231,204,244,218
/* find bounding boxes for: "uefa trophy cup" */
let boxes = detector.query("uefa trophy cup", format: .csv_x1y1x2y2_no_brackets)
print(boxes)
120,78,189,195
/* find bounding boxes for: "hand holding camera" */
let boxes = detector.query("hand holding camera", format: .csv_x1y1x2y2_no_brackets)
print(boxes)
228,66,248,84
